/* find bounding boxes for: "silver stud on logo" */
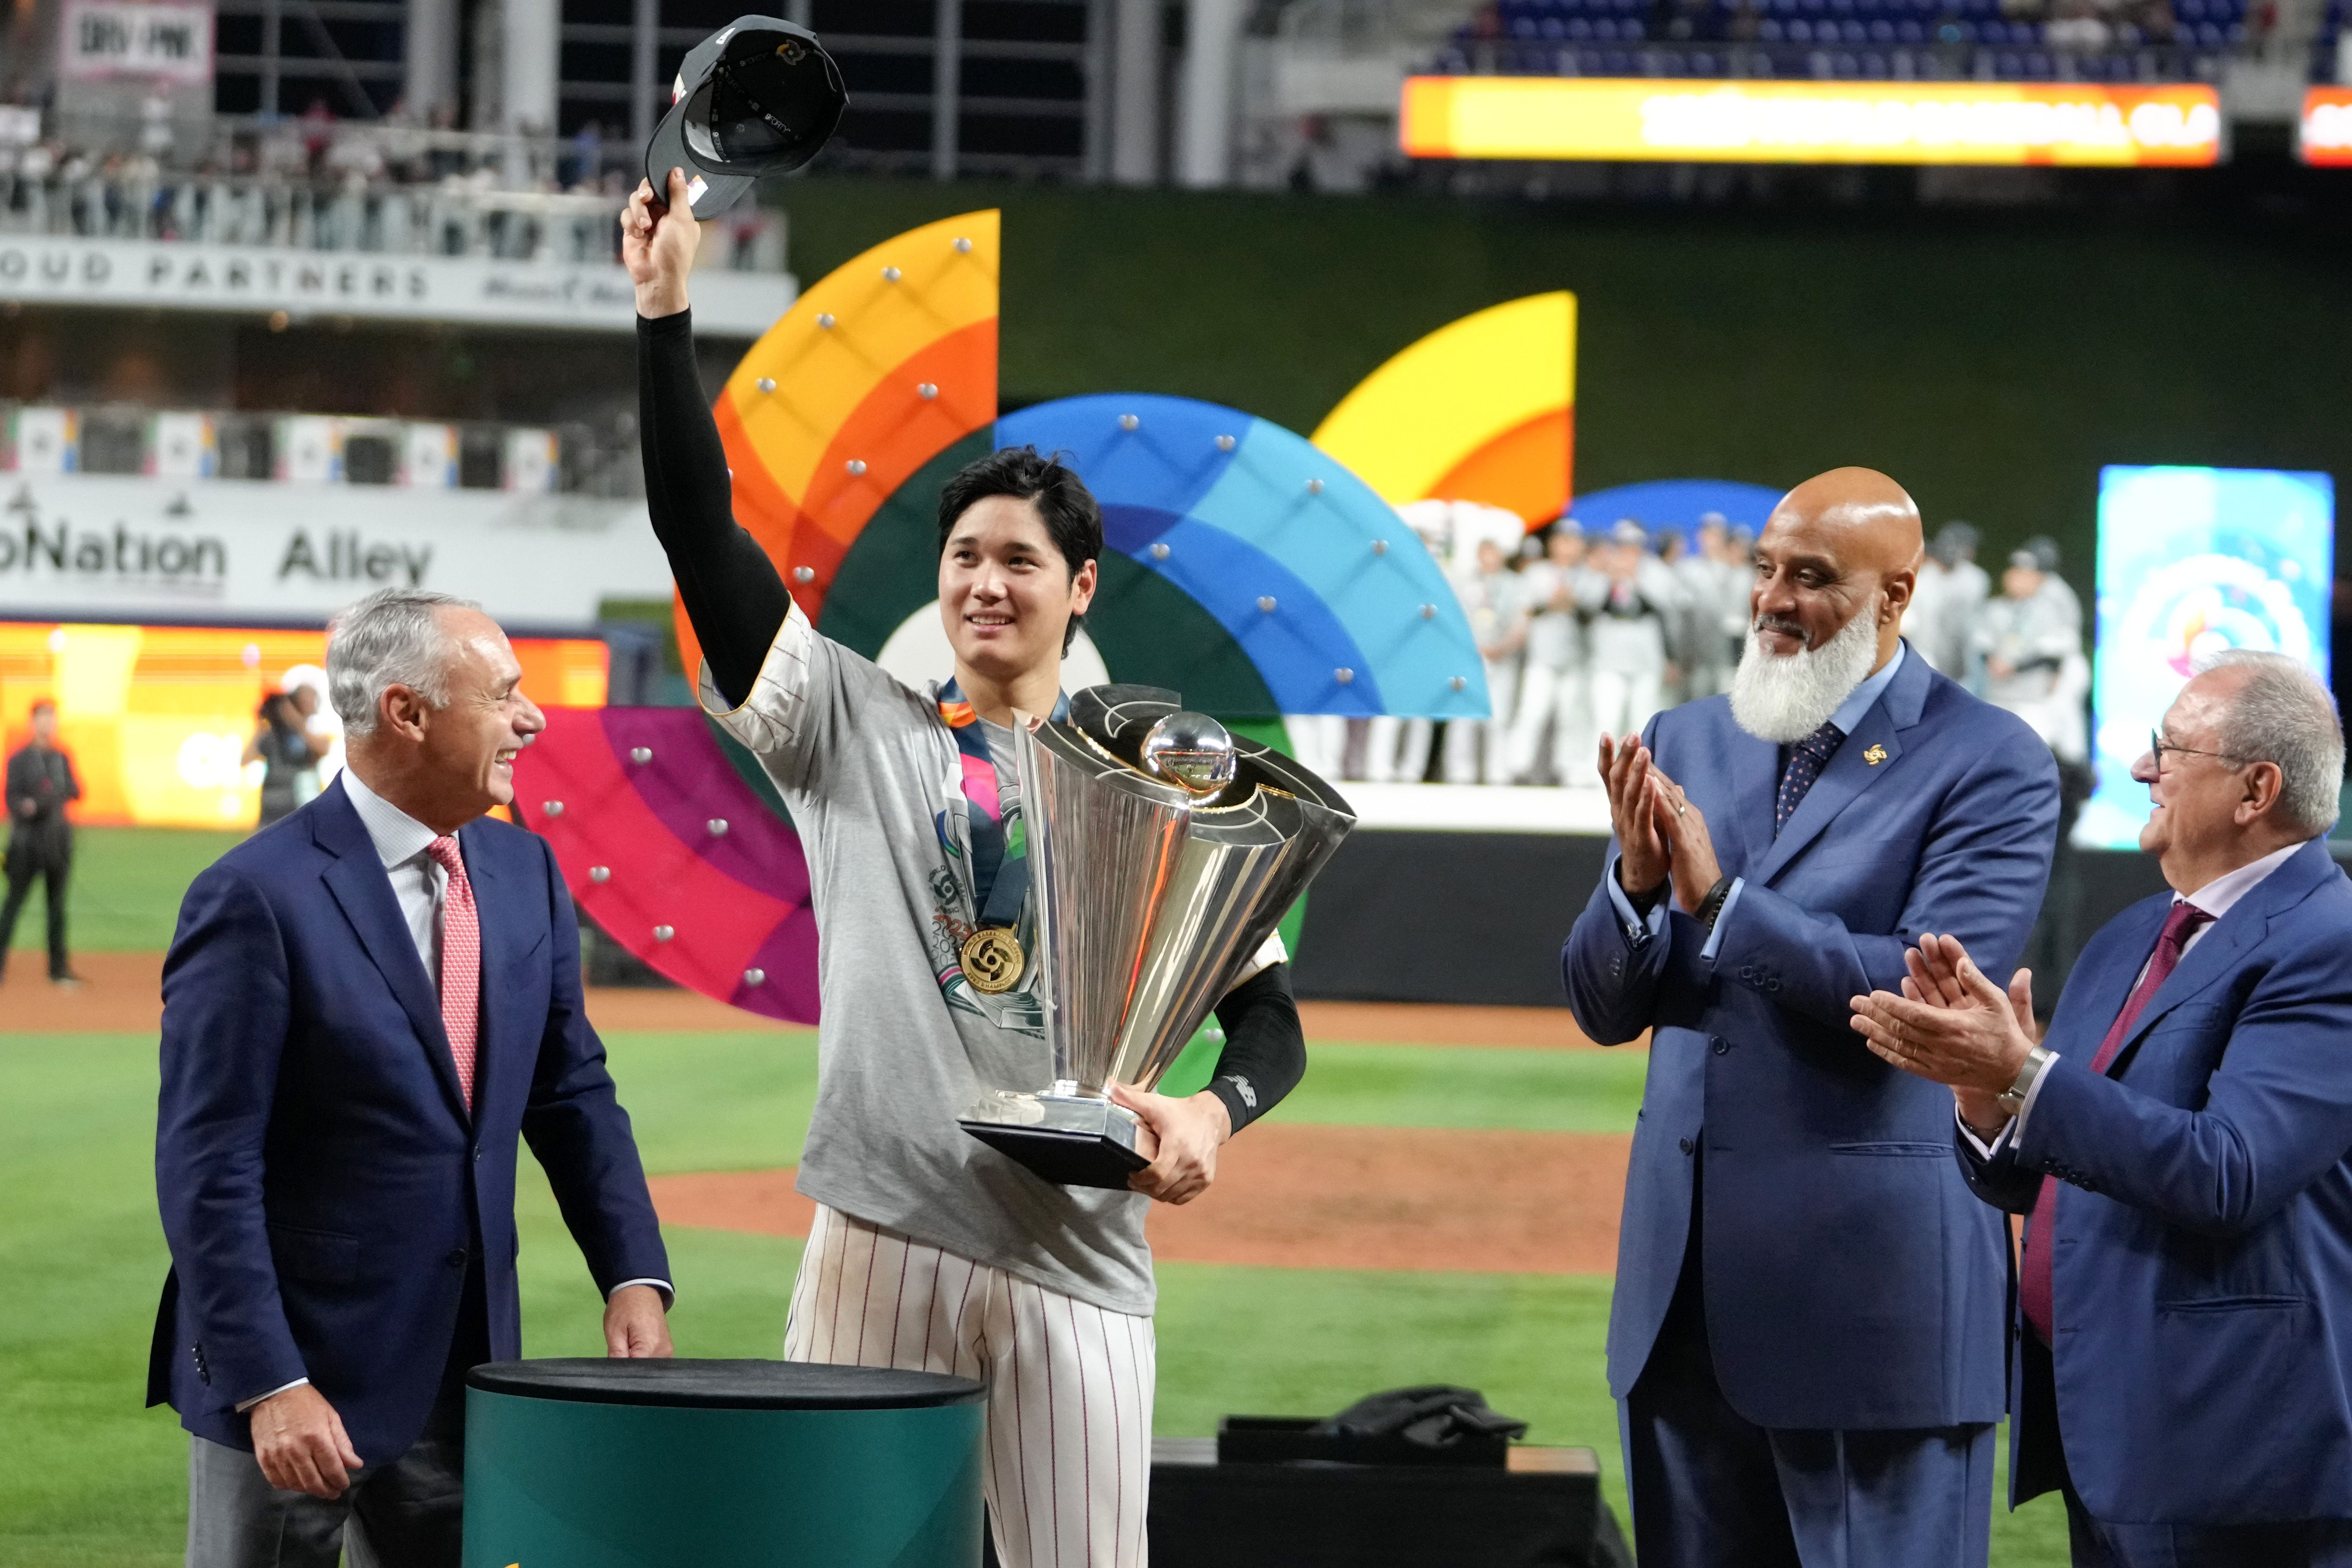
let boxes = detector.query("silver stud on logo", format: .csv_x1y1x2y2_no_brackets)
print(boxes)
1449,676,1467,692
542,801,564,818
743,967,767,985
756,377,775,393
1305,478,1324,495
1215,434,1236,452
1371,539,1389,555
652,925,675,942
588,866,611,884
792,565,815,583
707,819,729,837
953,236,973,254
881,266,901,282
1149,542,1171,560
629,746,652,764
917,382,938,400
1118,414,1140,431
1257,596,1278,613
815,312,836,329
846,459,867,476
1419,603,1437,619
1335,667,1354,684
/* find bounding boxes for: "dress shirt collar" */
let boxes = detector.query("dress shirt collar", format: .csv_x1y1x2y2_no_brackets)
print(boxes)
2176,837,2311,920
340,766,446,871
1828,639,1907,737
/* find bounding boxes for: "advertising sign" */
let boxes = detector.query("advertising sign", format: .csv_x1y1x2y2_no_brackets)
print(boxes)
58,0,213,83
2300,86,2352,166
0,473,674,630
2082,465,2334,850
1400,77,2223,165
0,237,795,337
0,621,606,828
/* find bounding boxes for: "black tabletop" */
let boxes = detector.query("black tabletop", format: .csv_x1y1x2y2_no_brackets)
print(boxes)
466,1359,985,1411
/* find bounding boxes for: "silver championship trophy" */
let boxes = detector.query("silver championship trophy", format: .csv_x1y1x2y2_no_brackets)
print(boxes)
958,686,1356,1189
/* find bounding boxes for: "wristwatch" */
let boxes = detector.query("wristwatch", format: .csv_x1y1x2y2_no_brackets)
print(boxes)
1995,1044,2053,1118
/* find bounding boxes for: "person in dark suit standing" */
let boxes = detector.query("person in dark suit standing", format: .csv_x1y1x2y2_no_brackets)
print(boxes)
1560,468,2059,1568
2,697,82,986
1854,650,2352,1568
151,586,675,1568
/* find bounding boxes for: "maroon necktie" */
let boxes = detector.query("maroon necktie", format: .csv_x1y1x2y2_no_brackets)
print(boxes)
2018,899,2211,1342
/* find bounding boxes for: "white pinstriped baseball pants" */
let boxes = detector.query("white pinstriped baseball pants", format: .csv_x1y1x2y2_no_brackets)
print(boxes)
784,1204,1156,1568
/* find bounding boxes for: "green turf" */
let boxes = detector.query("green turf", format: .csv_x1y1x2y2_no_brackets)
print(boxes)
1278,1042,1649,1134
4,826,242,956
1,1028,2070,1564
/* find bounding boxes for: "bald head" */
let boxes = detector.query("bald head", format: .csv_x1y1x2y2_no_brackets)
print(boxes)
1746,467,1922,668
1770,467,1924,579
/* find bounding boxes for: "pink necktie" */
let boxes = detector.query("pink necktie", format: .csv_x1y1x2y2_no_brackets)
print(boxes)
2019,899,2211,1342
426,836,480,1113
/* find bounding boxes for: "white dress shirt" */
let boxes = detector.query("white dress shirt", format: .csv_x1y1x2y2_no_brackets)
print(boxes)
241,774,670,1412
1959,836,2312,1157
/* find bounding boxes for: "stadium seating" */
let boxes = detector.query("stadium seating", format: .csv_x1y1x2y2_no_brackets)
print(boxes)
1432,0,2289,83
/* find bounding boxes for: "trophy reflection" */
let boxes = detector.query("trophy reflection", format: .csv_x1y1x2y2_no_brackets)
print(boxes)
957,686,1355,1189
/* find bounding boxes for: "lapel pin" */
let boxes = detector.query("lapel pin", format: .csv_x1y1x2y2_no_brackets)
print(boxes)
1863,745,1888,766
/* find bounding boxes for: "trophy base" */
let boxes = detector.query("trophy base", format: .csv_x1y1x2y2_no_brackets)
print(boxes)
959,1091,1152,1190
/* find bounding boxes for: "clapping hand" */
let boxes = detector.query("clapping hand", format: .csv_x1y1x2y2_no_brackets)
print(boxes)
1598,734,1669,901
1850,934,2039,1131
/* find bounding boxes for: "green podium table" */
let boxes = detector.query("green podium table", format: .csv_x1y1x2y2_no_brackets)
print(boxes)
461,1359,986,1568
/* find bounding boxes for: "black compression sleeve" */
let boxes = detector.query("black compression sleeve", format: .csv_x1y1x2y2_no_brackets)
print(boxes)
1204,962,1306,1134
637,310,790,709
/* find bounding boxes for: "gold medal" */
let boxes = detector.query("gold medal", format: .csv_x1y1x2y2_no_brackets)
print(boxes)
961,927,1025,994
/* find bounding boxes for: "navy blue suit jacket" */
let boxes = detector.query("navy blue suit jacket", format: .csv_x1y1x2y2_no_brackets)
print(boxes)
1960,836,2352,1525
147,778,669,1462
1563,649,2059,1430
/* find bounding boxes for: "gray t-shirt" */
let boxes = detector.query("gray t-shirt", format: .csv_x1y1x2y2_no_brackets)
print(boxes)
700,602,1156,1315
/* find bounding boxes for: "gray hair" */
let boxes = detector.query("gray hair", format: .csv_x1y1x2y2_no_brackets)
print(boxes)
327,587,480,738
2196,649,2346,836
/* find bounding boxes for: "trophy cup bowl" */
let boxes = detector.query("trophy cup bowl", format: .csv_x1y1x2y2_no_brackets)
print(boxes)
958,687,1355,1189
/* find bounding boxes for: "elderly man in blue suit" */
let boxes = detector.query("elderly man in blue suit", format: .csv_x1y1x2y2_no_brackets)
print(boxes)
1854,650,2352,1568
1561,467,2060,1568
150,586,674,1568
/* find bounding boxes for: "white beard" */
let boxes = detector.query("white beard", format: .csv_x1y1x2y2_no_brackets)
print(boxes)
1730,601,1884,743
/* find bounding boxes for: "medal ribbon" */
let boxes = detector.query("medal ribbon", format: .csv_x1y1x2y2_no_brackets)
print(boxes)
938,678,1064,931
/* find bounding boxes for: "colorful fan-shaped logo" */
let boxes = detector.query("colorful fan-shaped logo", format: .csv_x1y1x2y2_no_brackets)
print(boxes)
518,211,1564,1021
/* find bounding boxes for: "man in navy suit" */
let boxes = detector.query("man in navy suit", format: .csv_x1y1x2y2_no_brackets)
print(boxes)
1854,650,2352,1568
151,586,674,1568
1561,468,2059,1568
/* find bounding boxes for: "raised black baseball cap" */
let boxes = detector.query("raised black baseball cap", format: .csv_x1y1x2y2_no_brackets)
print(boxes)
644,17,846,219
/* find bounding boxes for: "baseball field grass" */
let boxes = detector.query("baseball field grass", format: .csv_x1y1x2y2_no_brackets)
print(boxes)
0,829,2073,1564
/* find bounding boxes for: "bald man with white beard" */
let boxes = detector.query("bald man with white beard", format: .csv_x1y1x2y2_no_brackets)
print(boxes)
1559,469,2062,1568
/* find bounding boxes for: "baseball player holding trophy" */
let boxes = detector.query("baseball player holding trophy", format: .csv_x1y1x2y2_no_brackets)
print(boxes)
621,28,1352,1561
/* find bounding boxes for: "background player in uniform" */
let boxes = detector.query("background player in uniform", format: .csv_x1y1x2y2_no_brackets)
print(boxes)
623,170,1308,1568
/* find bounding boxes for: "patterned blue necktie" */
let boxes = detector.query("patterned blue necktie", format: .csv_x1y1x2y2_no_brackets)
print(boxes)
1775,721,1845,835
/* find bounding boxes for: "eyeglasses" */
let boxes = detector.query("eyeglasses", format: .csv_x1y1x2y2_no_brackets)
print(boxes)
2149,728,2245,773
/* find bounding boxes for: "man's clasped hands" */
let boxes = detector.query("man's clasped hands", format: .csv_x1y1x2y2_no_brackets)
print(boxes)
1600,732,2041,1138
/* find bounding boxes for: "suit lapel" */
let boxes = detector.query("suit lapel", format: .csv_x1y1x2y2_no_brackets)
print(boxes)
1720,727,1782,877
1753,701,1905,886
313,781,471,1124
2110,838,2341,1069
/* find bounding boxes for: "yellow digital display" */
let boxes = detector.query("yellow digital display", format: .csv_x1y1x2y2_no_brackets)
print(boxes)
0,622,609,829
1400,77,2223,166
